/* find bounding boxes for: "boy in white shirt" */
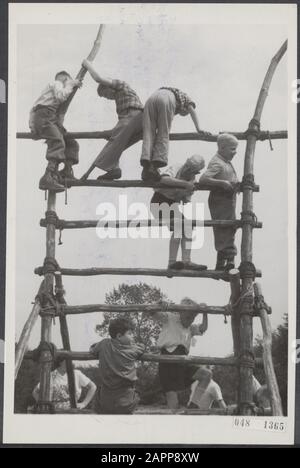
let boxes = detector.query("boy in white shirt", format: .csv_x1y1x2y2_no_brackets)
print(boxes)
29,71,82,192
150,297,208,411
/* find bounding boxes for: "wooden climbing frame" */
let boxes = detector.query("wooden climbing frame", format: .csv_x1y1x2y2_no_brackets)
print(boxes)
15,30,287,417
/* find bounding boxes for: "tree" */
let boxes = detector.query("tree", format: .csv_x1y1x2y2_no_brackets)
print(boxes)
96,282,171,350
95,282,171,404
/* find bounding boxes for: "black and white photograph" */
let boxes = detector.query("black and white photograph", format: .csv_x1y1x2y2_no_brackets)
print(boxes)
3,3,298,445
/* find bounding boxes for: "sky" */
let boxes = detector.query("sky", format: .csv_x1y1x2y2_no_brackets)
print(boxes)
14,23,289,360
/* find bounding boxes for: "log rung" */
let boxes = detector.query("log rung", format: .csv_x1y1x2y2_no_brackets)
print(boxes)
17,129,287,142
61,179,260,192
46,302,263,317
25,350,263,367
40,218,263,229
34,266,262,281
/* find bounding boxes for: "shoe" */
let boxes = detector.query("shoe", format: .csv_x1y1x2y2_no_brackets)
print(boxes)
141,166,161,182
224,261,235,272
168,261,185,270
58,165,77,183
39,169,65,192
97,168,122,180
182,261,208,271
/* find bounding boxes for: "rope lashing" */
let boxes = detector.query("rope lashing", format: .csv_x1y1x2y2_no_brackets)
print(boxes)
239,351,256,369
43,257,61,275
245,118,261,138
45,210,59,226
267,131,274,151
240,174,256,192
44,211,64,245
238,261,257,280
254,291,272,315
58,228,63,245
227,283,254,313
240,210,258,227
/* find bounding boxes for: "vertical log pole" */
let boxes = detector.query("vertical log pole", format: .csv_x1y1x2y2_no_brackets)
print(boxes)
55,273,77,408
254,283,283,416
37,191,57,413
239,40,287,415
229,269,241,358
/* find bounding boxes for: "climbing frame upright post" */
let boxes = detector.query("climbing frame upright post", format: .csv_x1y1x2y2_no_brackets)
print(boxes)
37,191,56,413
238,40,287,415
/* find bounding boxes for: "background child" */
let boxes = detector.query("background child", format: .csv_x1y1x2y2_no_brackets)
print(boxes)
80,59,143,180
187,367,226,411
150,154,207,271
141,87,210,182
199,133,239,271
90,317,145,414
149,297,208,412
32,357,96,412
29,71,82,192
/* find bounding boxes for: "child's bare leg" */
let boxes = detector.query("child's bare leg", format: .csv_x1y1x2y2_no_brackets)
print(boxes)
181,234,207,270
166,391,179,411
168,233,183,269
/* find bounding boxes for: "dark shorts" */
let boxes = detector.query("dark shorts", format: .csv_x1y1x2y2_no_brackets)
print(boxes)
158,345,198,392
151,192,187,233
95,383,140,415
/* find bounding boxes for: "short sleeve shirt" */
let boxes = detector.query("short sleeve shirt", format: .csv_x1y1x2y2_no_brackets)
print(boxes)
160,87,196,116
203,153,238,184
155,311,202,352
189,380,223,409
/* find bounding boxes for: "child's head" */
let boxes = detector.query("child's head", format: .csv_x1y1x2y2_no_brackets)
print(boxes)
179,297,199,328
217,133,238,161
55,71,72,85
109,317,135,345
97,83,117,100
192,366,212,388
181,154,205,179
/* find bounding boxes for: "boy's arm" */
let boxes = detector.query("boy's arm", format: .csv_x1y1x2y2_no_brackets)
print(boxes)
160,174,195,191
188,105,211,136
52,80,80,103
191,310,208,335
199,164,234,193
89,342,100,357
82,59,113,87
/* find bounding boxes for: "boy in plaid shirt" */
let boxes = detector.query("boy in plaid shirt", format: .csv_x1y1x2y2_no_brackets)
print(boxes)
140,87,210,182
81,59,143,180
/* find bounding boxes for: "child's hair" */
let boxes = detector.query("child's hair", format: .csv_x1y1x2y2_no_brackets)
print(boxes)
180,297,199,324
108,317,135,338
217,133,238,149
55,71,71,80
51,355,65,371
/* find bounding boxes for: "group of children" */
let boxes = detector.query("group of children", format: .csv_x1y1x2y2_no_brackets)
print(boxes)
31,305,270,414
29,66,242,413
30,64,240,271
